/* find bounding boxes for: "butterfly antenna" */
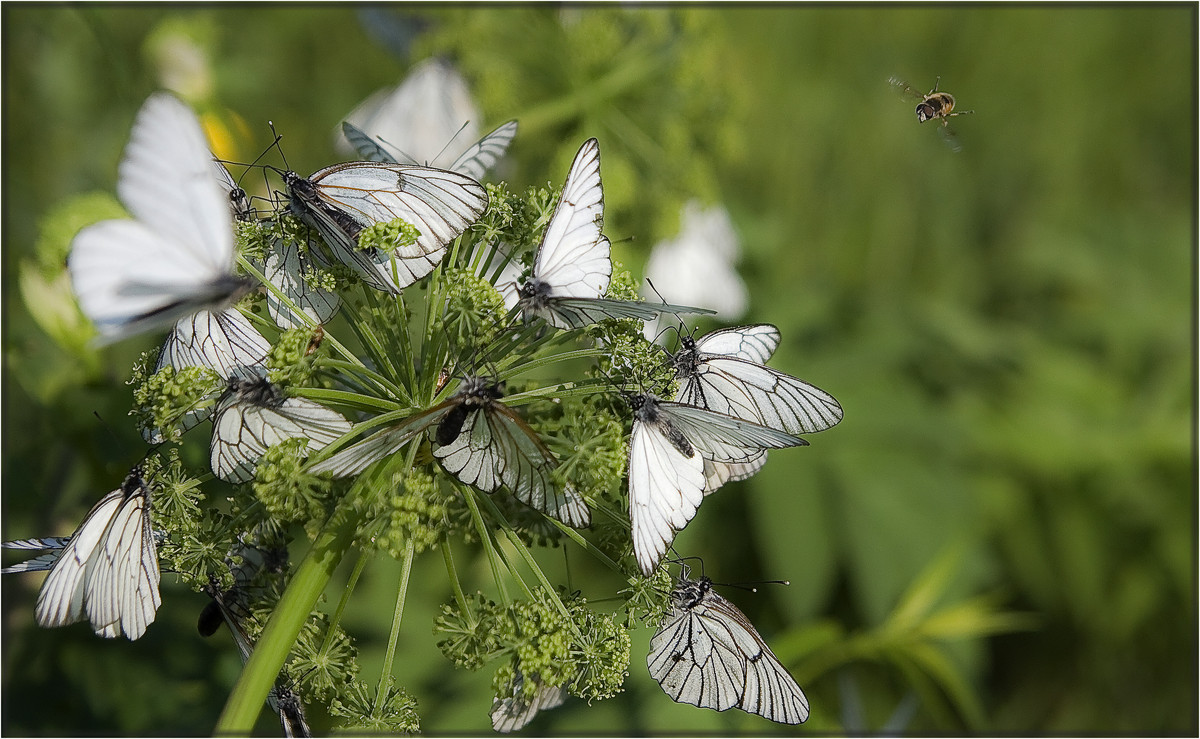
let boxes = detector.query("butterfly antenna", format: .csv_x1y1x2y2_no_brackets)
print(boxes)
428,119,472,166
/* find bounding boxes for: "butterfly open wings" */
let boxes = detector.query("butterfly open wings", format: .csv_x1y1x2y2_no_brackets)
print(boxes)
310,377,590,528
648,576,809,724
517,139,714,329
342,119,518,182
284,160,487,294
68,93,253,344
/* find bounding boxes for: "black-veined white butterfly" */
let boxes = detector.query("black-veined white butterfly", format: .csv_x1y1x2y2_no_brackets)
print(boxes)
2,468,161,640
490,669,568,733
515,139,714,329
342,119,518,182
213,158,255,221
282,155,488,294
627,393,806,576
310,376,591,528
671,324,843,438
211,378,352,484
263,237,341,330
68,92,255,344
200,578,311,737
648,573,809,724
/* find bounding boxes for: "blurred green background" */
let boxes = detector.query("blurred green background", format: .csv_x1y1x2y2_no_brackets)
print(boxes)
2,5,1194,736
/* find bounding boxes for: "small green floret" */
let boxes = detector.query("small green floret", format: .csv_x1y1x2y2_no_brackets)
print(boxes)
432,267,508,353
267,325,326,387
253,438,335,534
434,592,504,670
329,677,419,734
566,599,630,702
130,364,223,443
288,612,360,703
358,218,420,254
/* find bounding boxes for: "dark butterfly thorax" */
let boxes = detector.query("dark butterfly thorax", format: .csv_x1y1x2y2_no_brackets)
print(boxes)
284,170,367,243
672,576,712,611
229,378,283,408
670,337,701,378
435,377,505,446
518,279,553,311
631,394,695,458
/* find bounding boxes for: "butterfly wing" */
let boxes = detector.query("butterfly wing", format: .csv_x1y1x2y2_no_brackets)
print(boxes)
307,405,453,478
677,357,843,435
702,451,768,492
84,480,160,640
447,120,518,180
693,324,780,364
211,389,353,483
341,120,400,163
301,162,487,291
530,139,611,302
490,675,568,733
264,239,341,329
68,93,246,343
628,417,706,576
433,403,591,528
1,537,72,574
156,308,270,381
648,579,809,724
34,490,125,630
658,402,807,463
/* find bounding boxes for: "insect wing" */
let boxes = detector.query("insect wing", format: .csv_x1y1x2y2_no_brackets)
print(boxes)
304,162,487,291
434,402,591,528
211,383,353,483
213,158,253,220
34,474,161,640
658,402,807,463
264,239,341,329
530,139,611,302
692,324,780,364
341,120,399,163
539,296,714,330
678,357,843,436
156,308,270,381
308,404,453,478
447,119,518,180
628,414,706,576
648,578,809,724
69,93,246,344
491,677,568,733
1,537,72,574
703,451,768,493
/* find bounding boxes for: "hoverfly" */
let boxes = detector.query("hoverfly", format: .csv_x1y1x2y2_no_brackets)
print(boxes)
889,76,974,151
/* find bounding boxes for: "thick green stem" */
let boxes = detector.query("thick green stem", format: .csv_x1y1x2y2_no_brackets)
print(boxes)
214,508,359,734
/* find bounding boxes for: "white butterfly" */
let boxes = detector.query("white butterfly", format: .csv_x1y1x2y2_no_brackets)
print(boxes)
283,159,488,294
68,92,254,345
490,670,568,733
671,324,843,436
337,58,481,164
515,139,714,329
342,119,518,181
310,376,590,528
263,237,341,329
648,573,809,724
6,469,162,640
210,378,353,483
627,393,807,576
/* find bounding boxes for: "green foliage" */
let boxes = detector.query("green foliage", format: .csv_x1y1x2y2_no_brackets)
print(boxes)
357,217,419,254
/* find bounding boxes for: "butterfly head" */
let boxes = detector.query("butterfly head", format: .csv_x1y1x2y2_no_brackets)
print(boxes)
517,279,552,313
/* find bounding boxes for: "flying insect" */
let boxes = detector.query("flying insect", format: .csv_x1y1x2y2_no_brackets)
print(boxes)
889,76,974,151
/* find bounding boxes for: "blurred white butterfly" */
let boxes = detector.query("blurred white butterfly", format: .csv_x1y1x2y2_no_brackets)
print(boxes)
342,119,518,182
515,139,714,329
210,377,353,483
2,468,161,640
627,393,806,576
671,324,843,436
282,158,488,294
648,573,809,724
336,58,480,164
643,200,749,325
490,669,568,733
310,376,590,528
68,92,254,345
